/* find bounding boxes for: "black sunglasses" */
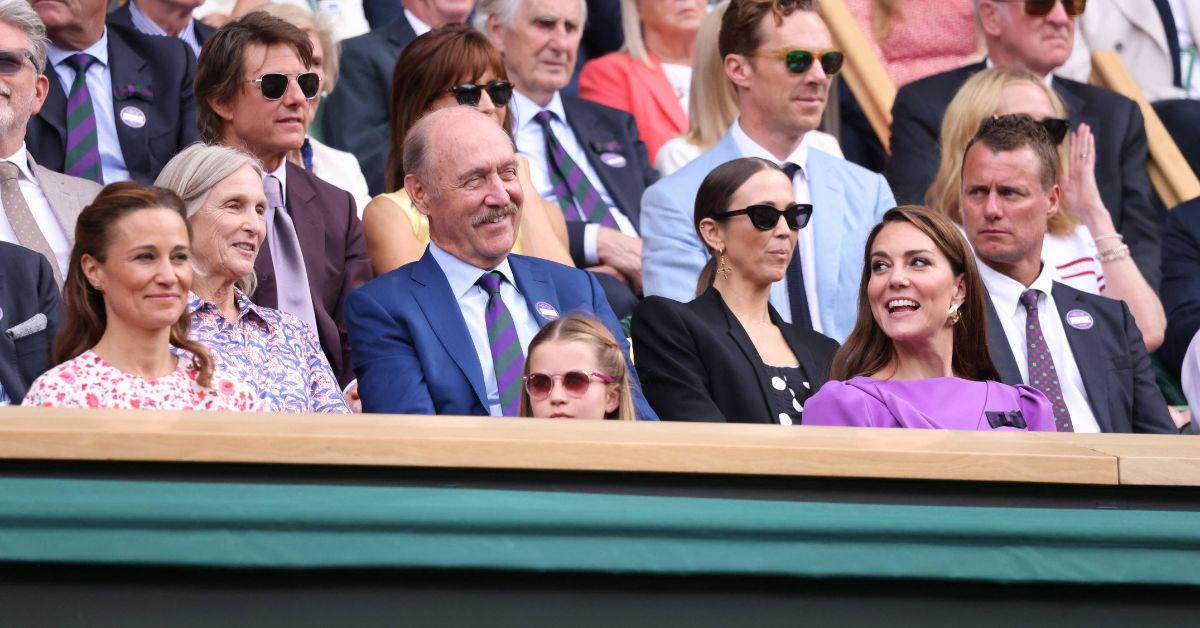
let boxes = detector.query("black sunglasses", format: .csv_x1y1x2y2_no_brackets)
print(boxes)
756,49,844,76
246,72,321,101
450,80,515,107
0,49,33,76
995,0,1087,17
1037,117,1070,144
715,202,813,231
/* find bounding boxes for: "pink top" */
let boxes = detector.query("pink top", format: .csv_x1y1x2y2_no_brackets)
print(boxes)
845,0,981,87
22,350,262,411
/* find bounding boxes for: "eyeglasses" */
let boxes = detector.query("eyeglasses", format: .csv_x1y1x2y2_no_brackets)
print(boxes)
523,370,614,400
0,49,34,75
755,49,844,76
715,202,813,231
994,0,1087,17
1037,117,1070,144
450,80,515,107
245,72,321,101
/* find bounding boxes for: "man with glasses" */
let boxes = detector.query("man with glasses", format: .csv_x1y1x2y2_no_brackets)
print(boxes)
25,0,198,185
195,11,371,390
641,0,894,343
889,0,1163,287
478,0,659,321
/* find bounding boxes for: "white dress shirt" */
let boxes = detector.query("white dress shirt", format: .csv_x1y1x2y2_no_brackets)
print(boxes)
0,144,71,277
728,119,823,332
511,89,638,265
1042,224,1104,294
127,0,202,58
427,242,540,416
47,31,131,185
977,259,1101,432
405,8,432,35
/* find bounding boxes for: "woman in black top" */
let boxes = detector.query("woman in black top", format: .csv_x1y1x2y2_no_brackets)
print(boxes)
632,157,838,423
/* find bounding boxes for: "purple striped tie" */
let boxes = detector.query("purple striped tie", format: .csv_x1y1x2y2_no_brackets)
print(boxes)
532,110,617,228
477,271,525,416
63,54,102,183
1021,289,1074,432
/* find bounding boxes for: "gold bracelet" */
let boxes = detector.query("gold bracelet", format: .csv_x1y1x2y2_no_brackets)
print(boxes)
1098,244,1131,263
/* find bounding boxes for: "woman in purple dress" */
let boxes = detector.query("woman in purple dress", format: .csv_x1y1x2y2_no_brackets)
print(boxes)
804,206,1055,431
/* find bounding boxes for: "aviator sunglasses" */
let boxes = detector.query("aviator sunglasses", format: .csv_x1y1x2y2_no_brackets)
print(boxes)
450,80,515,107
524,370,614,400
715,202,813,231
756,49,844,76
0,49,33,75
245,72,321,100
994,0,1087,17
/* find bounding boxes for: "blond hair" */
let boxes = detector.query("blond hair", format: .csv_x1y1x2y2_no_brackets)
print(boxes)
683,1,738,151
927,66,1078,235
518,315,637,421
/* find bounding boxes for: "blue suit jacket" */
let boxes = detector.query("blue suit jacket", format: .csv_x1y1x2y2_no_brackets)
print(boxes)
986,281,1174,434
346,249,658,419
1159,197,1200,380
0,243,63,404
641,129,895,342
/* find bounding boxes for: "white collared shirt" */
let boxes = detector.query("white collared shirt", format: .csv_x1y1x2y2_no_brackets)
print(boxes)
128,0,202,58
728,118,822,333
511,89,637,265
985,57,1055,87
47,30,131,185
0,144,70,277
405,8,431,35
977,258,1101,432
427,242,540,416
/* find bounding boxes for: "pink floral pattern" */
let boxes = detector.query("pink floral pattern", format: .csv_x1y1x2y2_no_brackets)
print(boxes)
22,351,261,411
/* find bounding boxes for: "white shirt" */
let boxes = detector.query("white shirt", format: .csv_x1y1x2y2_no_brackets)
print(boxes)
511,89,638,265
47,30,131,185
0,144,71,277
1168,0,1200,96
427,242,540,416
977,258,1102,433
405,8,432,35
1043,224,1105,294
728,119,822,332
660,62,691,115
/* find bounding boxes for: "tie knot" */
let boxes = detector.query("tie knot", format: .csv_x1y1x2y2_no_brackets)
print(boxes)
782,162,802,180
263,174,284,210
0,160,19,182
477,270,504,294
66,53,96,73
533,110,554,127
1020,289,1041,313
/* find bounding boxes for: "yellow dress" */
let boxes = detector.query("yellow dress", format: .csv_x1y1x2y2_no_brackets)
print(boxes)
375,190,527,255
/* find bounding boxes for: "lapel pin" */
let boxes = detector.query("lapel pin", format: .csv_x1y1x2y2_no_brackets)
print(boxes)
535,301,560,321
599,152,627,168
119,106,146,129
1065,309,1094,330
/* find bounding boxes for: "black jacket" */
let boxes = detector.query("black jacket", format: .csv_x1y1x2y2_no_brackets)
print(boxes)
0,243,63,404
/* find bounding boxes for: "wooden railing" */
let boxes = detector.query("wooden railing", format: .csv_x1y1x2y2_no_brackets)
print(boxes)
818,0,896,155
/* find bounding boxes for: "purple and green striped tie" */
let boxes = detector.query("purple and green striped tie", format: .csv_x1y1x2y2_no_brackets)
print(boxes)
63,53,102,184
477,271,525,416
532,110,617,228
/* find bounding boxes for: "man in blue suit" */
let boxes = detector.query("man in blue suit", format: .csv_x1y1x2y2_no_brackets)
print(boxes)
0,242,62,405
641,0,894,342
963,115,1175,434
346,107,656,419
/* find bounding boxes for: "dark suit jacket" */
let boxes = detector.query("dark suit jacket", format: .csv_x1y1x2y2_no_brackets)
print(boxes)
985,281,1174,433
252,163,372,387
631,288,839,423
888,62,1164,286
0,243,63,404
345,248,657,419
1159,197,1200,379
322,15,417,196
105,3,217,54
26,23,198,185
559,94,658,266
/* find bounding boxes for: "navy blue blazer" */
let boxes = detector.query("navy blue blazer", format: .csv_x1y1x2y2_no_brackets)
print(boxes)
0,243,63,404
105,3,216,54
345,249,658,419
1159,197,1200,379
558,94,658,266
985,281,1174,433
26,24,198,185
888,62,1163,286
322,15,417,196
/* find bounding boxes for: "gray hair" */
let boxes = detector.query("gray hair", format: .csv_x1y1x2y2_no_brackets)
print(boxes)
155,143,266,295
0,0,49,73
473,0,587,34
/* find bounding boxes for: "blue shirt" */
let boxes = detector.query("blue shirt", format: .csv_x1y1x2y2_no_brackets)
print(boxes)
47,30,132,184
128,0,202,58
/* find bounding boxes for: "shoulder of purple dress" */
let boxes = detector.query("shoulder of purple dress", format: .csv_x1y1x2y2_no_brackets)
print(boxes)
803,379,883,427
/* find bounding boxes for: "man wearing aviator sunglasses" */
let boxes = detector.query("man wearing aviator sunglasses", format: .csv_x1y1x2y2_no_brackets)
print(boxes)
889,0,1162,287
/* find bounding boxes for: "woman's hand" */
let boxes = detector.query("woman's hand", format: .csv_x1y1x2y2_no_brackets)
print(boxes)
1059,124,1109,228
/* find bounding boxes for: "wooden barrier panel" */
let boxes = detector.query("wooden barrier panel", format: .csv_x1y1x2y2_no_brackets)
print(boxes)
1090,50,1200,209
818,0,896,154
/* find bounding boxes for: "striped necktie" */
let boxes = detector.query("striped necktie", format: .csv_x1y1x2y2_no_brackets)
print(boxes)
532,110,617,228
477,270,525,416
781,162,813,330
1020,289,1074,432
63,53,102,184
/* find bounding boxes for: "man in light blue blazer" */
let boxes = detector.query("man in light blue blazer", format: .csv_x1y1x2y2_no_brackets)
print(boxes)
346,107,656,419
641,0,894,342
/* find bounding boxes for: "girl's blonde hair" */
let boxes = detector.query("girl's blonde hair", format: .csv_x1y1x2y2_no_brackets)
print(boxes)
518,315,636,421
926,66,1078,235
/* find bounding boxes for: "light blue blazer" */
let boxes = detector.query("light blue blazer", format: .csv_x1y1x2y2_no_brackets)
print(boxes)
640,130,895,341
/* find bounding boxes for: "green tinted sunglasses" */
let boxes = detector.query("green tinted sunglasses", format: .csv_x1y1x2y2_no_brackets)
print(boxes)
755,48,844,75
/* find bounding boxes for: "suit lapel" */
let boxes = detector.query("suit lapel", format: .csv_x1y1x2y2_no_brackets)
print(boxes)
771,306,826,388
35,65,68,143
637,54,688,133
806,150,845,330
1051,80,1088,127
984,296,1023,385
386,15,418,48
284,163,327,298
29,159,82,243
1116,0,1170,55
562,97,638,227
509,255,559,329
701,289,774,422
107,29,153,183
1052,283,1113,432
411,249,490,409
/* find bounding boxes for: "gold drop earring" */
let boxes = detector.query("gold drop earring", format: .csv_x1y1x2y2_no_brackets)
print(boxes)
717,247,732,281
947,302,961,326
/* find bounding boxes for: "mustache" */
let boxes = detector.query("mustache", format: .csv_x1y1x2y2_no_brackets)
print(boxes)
471,203,518,227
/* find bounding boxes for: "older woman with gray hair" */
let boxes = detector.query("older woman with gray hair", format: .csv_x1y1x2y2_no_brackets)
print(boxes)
155,144,350,413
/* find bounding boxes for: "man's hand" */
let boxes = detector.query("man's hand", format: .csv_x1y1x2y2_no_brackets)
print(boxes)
345,382,363,413
596,227,643,294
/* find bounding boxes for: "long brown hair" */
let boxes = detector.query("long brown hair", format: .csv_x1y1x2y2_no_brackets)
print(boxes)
830,205,1000,383
55,182,216,387
693,157,783,295
518,315,636,421
385,24,513,192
